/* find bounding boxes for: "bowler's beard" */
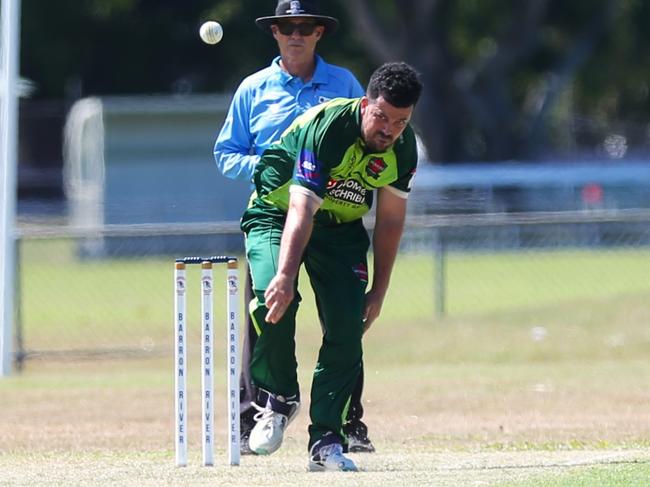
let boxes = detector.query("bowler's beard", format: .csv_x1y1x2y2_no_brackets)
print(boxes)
364,131,393,153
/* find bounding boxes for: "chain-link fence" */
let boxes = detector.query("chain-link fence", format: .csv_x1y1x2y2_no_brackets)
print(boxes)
13,210,650,367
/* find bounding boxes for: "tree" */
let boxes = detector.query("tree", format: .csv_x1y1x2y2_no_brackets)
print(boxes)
20,0,650,162
340,0,639,162
20,0,369,98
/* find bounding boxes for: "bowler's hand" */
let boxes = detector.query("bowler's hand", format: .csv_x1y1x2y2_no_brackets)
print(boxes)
264,273,294,324
362,288,385,334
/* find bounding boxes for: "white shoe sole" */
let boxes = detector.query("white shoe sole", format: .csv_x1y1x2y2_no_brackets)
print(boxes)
249,433,283,455
249,403,301,455
308,461,358,472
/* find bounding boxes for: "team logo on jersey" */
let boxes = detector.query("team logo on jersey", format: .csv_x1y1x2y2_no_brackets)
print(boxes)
326,178,367,204
352,263,368,283
366,157,387,179
296,149,322,188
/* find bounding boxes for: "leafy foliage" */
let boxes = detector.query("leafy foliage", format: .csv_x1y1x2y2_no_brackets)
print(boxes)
21,0,369,97
341,0,650,161
19,0,650,162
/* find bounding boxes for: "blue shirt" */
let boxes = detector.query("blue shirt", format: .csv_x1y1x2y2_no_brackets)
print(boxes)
214,55,364,182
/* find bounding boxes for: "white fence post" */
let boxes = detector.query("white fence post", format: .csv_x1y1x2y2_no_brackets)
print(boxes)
0,0,22,376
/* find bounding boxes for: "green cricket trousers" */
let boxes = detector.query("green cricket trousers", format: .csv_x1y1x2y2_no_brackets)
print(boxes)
245,217,370,449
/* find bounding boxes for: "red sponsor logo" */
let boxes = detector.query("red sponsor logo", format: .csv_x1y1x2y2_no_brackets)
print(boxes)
366,157,387,179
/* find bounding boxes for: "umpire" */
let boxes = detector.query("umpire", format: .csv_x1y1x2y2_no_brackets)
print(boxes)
213,0,374,454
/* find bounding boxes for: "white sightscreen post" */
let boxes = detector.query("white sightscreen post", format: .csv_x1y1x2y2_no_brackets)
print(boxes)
0,0,22,376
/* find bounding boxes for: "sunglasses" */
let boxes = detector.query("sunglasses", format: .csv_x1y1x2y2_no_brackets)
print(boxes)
276,21,318,36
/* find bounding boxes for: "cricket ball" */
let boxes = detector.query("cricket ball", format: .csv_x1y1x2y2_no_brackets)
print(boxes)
200,21,223,45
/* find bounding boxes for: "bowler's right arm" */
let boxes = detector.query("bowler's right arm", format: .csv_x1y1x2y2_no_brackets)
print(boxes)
264,190,320,323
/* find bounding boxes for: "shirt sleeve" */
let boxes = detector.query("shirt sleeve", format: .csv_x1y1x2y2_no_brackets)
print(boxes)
349,76,364,98
213,83,259,182
292,144,329,199
290,112,333,200
388,129,419,197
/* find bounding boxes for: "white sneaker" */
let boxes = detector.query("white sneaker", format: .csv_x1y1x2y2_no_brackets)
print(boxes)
308,441,358,472
248,394,299,455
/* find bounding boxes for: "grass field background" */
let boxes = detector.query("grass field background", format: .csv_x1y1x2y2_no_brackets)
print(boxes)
1,239,649,485
15,239,650,354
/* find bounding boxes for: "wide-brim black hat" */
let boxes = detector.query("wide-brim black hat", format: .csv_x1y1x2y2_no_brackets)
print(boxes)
255,1,339,35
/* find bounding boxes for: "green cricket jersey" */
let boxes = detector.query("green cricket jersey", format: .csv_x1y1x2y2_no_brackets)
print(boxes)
241,97,418,229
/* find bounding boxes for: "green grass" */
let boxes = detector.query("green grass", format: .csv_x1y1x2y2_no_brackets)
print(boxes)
499,461,650,486
4,239,650,484
385,248,650,319
16,239,650,354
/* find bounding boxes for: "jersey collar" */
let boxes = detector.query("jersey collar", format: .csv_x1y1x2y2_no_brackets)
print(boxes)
270,55,329,87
